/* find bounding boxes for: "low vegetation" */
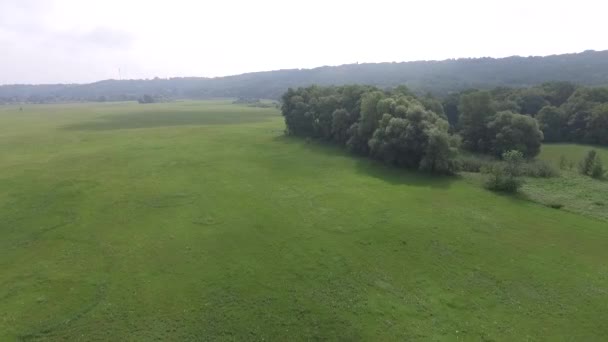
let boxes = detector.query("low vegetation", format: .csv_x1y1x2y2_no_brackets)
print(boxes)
579,150,606,179
483,150,525,193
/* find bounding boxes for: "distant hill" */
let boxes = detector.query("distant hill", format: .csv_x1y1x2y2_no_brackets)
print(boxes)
2,50,608,103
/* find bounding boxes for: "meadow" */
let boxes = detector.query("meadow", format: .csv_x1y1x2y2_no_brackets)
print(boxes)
521,144,608,221
1,100,607,341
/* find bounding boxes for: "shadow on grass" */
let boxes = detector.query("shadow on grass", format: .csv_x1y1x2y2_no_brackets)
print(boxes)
273,135,457,189
62,110,272,131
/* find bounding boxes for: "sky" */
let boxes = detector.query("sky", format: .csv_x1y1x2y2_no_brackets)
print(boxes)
0,0,606,85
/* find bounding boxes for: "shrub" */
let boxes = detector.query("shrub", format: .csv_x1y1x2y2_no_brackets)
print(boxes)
547,202,564,209
591,157,605,179
455,154,494,173
523,160,560,178
579,150,605,179
483,150,524,193
559,155,570,170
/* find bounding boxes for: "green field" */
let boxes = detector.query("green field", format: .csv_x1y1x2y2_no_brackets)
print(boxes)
1,101,607,340
539,143,608,166
520,144,608,221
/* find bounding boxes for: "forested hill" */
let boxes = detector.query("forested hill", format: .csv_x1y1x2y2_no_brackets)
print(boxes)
2,50,608,103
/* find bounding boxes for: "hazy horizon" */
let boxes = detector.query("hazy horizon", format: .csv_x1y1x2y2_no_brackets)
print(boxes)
2,0,607,85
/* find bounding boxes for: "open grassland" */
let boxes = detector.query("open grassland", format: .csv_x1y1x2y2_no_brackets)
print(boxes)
539,143,608,166
1,101,607,341
520,144,608,221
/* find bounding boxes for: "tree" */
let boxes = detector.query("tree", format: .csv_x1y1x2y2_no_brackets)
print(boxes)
442,93,460,127
536,106,565,142
313,95,340,139
585,104,608,145
281,89,314,136
541,82,577,107
347,91,385,154
368,105,454,172
487,111,543,158
458,91,496,153
515,89,549,116
419,128,458,174
420,95,446,118
331,108,353,144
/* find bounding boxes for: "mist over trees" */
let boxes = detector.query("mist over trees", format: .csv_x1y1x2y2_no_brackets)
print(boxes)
2,50,608,104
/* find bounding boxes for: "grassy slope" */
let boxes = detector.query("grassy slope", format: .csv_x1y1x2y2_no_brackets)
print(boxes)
1,101,607,341
521,144,608,221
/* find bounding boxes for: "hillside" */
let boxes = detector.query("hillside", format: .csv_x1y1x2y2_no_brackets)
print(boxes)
1,50,608,103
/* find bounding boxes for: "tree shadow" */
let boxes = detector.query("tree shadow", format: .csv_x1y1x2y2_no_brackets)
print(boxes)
62,110,272,131
273,135,457,189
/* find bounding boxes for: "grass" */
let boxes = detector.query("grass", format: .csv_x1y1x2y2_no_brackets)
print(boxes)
539,143,608,166
518,143,608,221
1,101,608,340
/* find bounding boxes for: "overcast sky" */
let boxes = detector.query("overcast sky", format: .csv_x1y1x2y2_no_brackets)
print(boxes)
0,0,606,85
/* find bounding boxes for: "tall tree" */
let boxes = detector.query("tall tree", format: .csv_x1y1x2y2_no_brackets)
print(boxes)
536,106,565,142
458,91,496,153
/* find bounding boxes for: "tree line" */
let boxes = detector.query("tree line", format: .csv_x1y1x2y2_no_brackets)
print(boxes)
281,85,546,176
444,82,608,146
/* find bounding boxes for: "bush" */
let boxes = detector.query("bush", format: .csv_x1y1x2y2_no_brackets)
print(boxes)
579,150,605,179
591,157,605,179
484,164,523,193
559,155,574,170
523,160,560,178
483,150,524,193
547,202,564,209
455,154,494,173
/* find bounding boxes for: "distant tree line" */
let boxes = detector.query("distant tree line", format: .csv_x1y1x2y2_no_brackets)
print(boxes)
2,50,608,104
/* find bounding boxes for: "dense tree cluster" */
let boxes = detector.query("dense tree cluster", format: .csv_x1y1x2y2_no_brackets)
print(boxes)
448,82,608,147
281,86,458,174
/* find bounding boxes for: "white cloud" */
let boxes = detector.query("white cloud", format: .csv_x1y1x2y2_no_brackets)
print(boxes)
0,0,607,84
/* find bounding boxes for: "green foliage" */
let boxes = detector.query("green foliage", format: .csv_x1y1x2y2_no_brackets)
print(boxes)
483,150,525,193
454,154,494,173
585,104,608,145
458,91,495,152
522,160,560,178
513,88,549,116
450,82,608,148
330,108,353,144
536,106,565,142
579,150,605,179
558,155,574,170
487,111,543,158
540,81,577,107
282,86,456,173
441,93,460,127
419,128,459,174
347,91,386,154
